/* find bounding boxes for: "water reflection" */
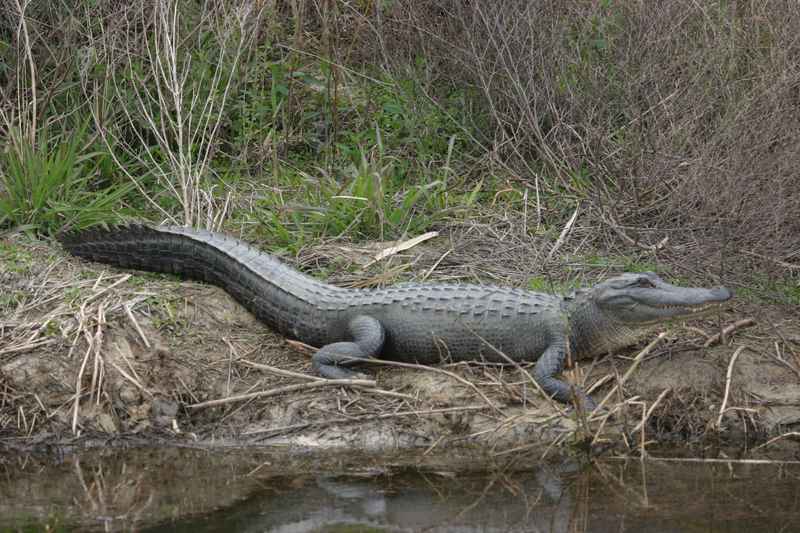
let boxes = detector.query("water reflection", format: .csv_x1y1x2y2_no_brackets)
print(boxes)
1,448,798,532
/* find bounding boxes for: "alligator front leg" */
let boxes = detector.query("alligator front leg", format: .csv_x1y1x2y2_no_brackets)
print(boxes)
533,344,597,411
312,315,385,379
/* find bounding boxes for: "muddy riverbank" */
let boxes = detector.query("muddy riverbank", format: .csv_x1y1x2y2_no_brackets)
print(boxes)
2,232,799,459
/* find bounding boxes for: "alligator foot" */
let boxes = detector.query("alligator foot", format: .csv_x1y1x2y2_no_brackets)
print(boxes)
532,344,600,413
312,315,385,379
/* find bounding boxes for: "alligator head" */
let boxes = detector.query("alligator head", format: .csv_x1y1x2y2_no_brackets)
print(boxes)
592,272,732,325
568,272,733,357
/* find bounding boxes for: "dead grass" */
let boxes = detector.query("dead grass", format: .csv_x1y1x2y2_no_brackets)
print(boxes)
374,0,800,285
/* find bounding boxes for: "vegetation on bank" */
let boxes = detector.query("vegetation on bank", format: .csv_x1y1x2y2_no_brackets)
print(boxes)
0,1,484,247
0,0,797,292
1,1,798,453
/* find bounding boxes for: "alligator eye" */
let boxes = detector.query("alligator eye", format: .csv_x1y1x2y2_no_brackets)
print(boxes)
637,278,656,288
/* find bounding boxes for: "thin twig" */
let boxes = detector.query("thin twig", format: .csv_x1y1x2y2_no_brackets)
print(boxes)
188,379,377,409
463,326,566,415
363,357,503,414
421,248,453,281
124,303,151,348
716,345,747,429
240,359,323,381
603,211,669,251
83,274,131,306
285,341,502,414
352,386,416,401
591,332,667,417
71,343,93,434
741,250,800,270
632,388,672,434
241,359,415,400
751,431,800,452
546,204,580,261
108,360,152,397
703,318,756,347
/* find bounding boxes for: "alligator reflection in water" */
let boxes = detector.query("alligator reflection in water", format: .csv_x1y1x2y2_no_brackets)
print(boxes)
1,448,798,532
203,464,583,533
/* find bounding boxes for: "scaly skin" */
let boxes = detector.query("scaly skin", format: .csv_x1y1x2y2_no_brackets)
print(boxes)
59,225,733,408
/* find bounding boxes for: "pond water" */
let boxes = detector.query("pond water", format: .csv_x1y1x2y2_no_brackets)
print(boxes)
1,447,798,532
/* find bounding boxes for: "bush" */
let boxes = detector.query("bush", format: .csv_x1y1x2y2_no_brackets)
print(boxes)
378,0,800,273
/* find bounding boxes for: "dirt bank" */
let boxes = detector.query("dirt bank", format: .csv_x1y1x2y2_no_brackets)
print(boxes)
1,231,799,459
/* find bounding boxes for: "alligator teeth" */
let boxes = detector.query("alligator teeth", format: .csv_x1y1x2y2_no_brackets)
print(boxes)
657,303,720,311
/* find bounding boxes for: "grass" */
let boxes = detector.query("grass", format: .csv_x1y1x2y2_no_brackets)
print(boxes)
527,276,582,294
1,1,493,254
0,290,26,312
241,157,450,255
150,299,189,333
0,122,132,235
736,276,800,306
0,1,793,297
0,241,34,273
225,60,487,253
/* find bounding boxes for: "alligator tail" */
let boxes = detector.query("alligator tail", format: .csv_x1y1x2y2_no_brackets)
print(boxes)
58,224,343,341
58,224,220,281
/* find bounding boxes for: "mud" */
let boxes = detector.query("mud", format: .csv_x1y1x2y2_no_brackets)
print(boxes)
1,234,799,459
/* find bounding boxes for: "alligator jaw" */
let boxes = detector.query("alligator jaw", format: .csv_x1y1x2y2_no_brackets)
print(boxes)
566,274,732,358
632,300,729,325
590,272,732,326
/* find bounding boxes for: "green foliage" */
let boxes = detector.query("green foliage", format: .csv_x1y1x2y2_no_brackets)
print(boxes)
0,242,33,273
245,141,451,254
737,275,800,306
0,123,133,235
0,289,26,311
150,298,189,332
229,42,474,175
226,52,484,251
775,280,800,306
581,253,660,273
528,276,581,294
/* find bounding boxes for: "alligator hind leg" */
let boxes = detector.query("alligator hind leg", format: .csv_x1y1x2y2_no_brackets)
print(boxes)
313,315,386,379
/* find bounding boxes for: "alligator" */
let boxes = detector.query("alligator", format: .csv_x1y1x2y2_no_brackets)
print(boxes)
58,225,733,409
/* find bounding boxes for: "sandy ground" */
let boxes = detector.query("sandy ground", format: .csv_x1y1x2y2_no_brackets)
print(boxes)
1,231,799,459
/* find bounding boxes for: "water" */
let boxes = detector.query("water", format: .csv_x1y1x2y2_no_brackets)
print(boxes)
1,447,798,532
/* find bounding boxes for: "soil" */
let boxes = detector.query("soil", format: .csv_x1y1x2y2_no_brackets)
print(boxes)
1,230,799,460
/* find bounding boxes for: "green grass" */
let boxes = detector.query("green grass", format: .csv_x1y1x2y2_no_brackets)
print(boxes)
149,298,189,333
0,242,34,273
0,37,496,254
224,59,492,253
241,147,451,255
0,290,26,311
0,122,133,235
527,276,582,294
736,276,800,306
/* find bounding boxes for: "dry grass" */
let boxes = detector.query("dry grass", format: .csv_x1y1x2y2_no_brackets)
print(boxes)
85,0,265,228
1,229,796,458
375,0,800,281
